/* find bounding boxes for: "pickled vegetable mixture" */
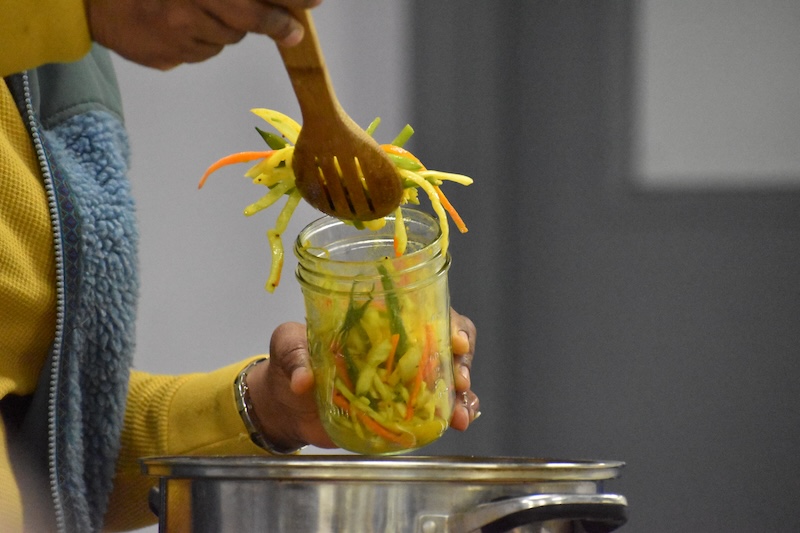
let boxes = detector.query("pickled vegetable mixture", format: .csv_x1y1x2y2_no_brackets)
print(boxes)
198,109,472,292
306,262,454,454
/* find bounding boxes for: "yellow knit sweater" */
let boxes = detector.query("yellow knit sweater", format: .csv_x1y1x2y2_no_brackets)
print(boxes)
1,5,268,531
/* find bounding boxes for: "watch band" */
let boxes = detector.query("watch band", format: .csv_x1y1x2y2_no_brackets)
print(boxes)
234,357,305,455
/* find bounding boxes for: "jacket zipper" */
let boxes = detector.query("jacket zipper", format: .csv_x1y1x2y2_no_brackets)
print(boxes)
20,71,67,533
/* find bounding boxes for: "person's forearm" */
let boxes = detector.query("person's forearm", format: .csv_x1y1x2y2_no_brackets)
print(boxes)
0,0,91,77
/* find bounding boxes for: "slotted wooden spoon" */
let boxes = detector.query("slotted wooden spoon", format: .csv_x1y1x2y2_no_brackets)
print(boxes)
277,9,403,222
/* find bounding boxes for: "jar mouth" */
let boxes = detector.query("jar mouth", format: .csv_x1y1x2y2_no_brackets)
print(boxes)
293,207,449,297
294,207,443,266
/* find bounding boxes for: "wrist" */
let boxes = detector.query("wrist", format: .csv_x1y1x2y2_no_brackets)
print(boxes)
234,358,306,455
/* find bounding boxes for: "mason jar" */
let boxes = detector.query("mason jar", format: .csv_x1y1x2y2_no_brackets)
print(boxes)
294,207,454,454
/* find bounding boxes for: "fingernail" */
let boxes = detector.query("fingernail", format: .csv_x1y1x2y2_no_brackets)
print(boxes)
281,27,304,47
459,365,470,385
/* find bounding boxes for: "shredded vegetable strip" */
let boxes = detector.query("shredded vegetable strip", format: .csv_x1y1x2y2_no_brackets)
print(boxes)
198,151,274,189
390,124,415,147
405,324,435,420
385,333,401,374
250,109,301,143
419,170,473,186
393,206,407,256
399,170,450,255
243,180,294,216
434,186,468,233
264,189,302,292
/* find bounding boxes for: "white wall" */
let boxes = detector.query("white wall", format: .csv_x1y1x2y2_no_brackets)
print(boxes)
111,2,408,529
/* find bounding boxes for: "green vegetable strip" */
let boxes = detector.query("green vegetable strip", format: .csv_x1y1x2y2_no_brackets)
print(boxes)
387,153,423,171
337,285,373,343
377,261,409,356
391,124,415,147
365,117,381,137
256,127,289,149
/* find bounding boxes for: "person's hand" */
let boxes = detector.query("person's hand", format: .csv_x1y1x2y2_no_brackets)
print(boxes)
449,308,480,431
247,310,478,452
246,321,336,451
85,0,323,70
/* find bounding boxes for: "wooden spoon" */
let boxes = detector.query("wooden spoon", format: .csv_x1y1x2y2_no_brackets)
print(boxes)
277,9,403,222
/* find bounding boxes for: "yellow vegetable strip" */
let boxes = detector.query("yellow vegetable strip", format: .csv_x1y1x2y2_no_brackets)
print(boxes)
249,167,295,189
243,180,293,216
393,206,407,256
245,146,294,179
265,189,302,292
405,324,434,421
418,170,474,186
400,170,450,254
250,108,301,143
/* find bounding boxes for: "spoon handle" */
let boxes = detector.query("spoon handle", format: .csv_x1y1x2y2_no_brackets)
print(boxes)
277,10,340,119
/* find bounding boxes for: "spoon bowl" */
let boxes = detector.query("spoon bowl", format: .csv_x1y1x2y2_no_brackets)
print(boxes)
278,10,403,221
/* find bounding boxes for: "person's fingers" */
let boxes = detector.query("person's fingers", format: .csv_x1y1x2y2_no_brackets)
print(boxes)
265,0,322,7
450,308,476,354
448,309,479,431
87,0,326,70
195,0,302,45
268,322,314,394
254,6,305,47
450,390,481,431
450,308,476,392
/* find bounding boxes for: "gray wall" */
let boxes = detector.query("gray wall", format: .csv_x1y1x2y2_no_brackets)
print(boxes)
410,1,800,532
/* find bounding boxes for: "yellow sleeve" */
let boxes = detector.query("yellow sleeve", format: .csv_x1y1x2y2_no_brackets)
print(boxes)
0,0,92,77
103,358,271,532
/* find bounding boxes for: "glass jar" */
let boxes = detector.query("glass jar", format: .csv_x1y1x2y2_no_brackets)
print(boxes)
294,207,454,454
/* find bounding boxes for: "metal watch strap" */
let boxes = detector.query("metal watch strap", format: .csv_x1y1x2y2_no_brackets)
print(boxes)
234,357,305,455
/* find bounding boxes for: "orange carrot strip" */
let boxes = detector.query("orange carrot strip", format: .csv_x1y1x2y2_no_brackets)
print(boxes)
332,351,354,392
332,392,351,412
198,150,274,189
405,327,433,421
334,379,411,446
385,333,401,375
356,411,411,446
434,186,468,233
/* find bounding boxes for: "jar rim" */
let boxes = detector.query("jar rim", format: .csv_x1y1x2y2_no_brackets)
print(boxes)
293,207,449,297
294,207,442,266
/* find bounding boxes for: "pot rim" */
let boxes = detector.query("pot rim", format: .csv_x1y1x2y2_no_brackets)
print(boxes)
141,455,625,483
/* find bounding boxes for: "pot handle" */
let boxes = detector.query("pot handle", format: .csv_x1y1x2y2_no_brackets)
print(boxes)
445,493,628,533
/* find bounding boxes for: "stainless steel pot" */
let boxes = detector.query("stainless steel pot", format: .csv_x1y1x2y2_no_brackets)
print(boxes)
141,455,627,533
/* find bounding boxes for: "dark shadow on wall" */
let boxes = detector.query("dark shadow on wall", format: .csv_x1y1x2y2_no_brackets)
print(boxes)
408,2,800,532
